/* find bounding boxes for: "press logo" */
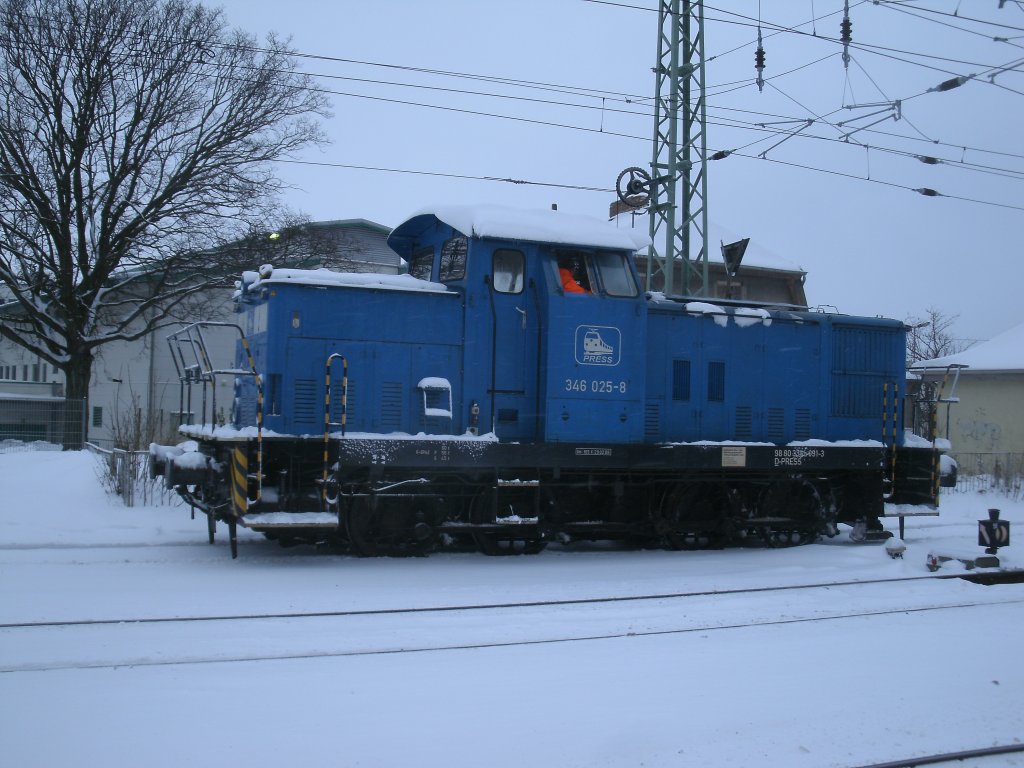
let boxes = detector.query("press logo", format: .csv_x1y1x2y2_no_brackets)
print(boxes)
575,325,621,366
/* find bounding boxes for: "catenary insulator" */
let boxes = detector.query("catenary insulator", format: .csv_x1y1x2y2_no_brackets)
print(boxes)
841,1,852,69
755,28,765,92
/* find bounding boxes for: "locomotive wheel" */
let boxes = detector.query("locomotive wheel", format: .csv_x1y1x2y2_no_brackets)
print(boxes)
345,496,433,557
760,527,816,548
656,483,733,550
754,477,829,547
469,487,547,556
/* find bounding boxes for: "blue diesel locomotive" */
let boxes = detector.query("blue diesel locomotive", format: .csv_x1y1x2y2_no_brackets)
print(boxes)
153,205,947,557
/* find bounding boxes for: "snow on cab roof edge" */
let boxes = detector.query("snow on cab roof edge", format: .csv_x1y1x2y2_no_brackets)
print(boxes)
242,268,451,294
396,203,652,252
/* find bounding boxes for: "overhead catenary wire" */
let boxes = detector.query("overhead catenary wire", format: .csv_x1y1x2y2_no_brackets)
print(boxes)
10,27,1023,186
4,5,1022,217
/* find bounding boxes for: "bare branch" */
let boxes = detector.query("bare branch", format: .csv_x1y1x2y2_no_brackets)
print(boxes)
0,0,330,400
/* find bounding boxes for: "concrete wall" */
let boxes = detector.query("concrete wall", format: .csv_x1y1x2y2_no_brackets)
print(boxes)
939,373,1024,455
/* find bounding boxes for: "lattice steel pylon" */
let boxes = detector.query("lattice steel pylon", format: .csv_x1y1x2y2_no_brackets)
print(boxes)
645,0,708,297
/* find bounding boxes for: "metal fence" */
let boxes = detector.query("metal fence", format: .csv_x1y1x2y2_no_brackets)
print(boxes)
946,452,1023,502
0,396,86,452
86,443,181,508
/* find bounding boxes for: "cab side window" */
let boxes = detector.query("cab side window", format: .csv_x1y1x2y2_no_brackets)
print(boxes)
593,251,638,297
409,246,434,280
440,236,468,281
492,249,524,294
556,249,592,294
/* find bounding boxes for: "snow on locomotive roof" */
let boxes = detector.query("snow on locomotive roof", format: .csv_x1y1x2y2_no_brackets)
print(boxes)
238,266,451,294
388,204,652,254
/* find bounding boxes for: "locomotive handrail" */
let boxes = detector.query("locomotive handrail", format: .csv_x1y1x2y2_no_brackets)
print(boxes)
321,353,348,504
882,382,898,499
166,321,263,505
529,277,544,438
167,322,260,378
930,365,956,501
484,274,498,433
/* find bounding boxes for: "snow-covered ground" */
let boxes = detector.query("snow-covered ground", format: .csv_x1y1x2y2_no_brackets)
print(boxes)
1,449,1022,768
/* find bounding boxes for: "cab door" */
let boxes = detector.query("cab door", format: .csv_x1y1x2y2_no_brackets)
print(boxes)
486,245,541,441
541,248,646,444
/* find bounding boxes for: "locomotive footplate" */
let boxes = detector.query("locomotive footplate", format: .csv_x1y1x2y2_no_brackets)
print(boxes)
332,437,886,473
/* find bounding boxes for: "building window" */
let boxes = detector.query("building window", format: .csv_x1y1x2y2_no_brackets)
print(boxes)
715,280,745,300
92,407,103,427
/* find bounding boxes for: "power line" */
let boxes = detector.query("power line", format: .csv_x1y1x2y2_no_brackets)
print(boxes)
6,5,1022,217
14,23,1022,182
722,149,1024,212
275,145,1024,216
278,159,613,193
873,1,1024,35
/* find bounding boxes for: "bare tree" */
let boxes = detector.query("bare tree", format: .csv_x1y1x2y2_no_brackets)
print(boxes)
0,0,330,440
905,307,969,367
905,307,971,438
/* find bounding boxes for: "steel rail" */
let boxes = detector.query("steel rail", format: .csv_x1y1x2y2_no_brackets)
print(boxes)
846,743,1024,768
4,595,1023,675
2,572,1020,630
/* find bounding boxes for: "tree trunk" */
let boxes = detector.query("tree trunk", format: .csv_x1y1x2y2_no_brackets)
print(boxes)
62,354,93,450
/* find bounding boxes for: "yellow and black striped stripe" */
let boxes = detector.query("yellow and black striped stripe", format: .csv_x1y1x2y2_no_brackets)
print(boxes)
322,353,348,499
883,382,898,489
231,446,248,517
238,335,263,504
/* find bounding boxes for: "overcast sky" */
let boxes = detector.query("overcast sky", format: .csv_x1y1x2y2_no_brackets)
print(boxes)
214,0,1024,344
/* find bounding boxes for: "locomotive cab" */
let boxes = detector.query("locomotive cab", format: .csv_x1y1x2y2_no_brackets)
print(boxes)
387,205,650,444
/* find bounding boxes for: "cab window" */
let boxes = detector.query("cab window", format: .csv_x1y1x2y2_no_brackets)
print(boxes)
555,249,592,294
492,249,524,294
439,236,468,281
592,251,638,296
409,246,434,280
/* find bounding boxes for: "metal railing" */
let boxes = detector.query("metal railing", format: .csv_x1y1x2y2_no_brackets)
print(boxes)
86,443,181,508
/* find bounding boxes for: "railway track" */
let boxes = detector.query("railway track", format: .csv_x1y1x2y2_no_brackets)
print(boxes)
848,743,1024,767
3,570,1020,631
4,576,1022,674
